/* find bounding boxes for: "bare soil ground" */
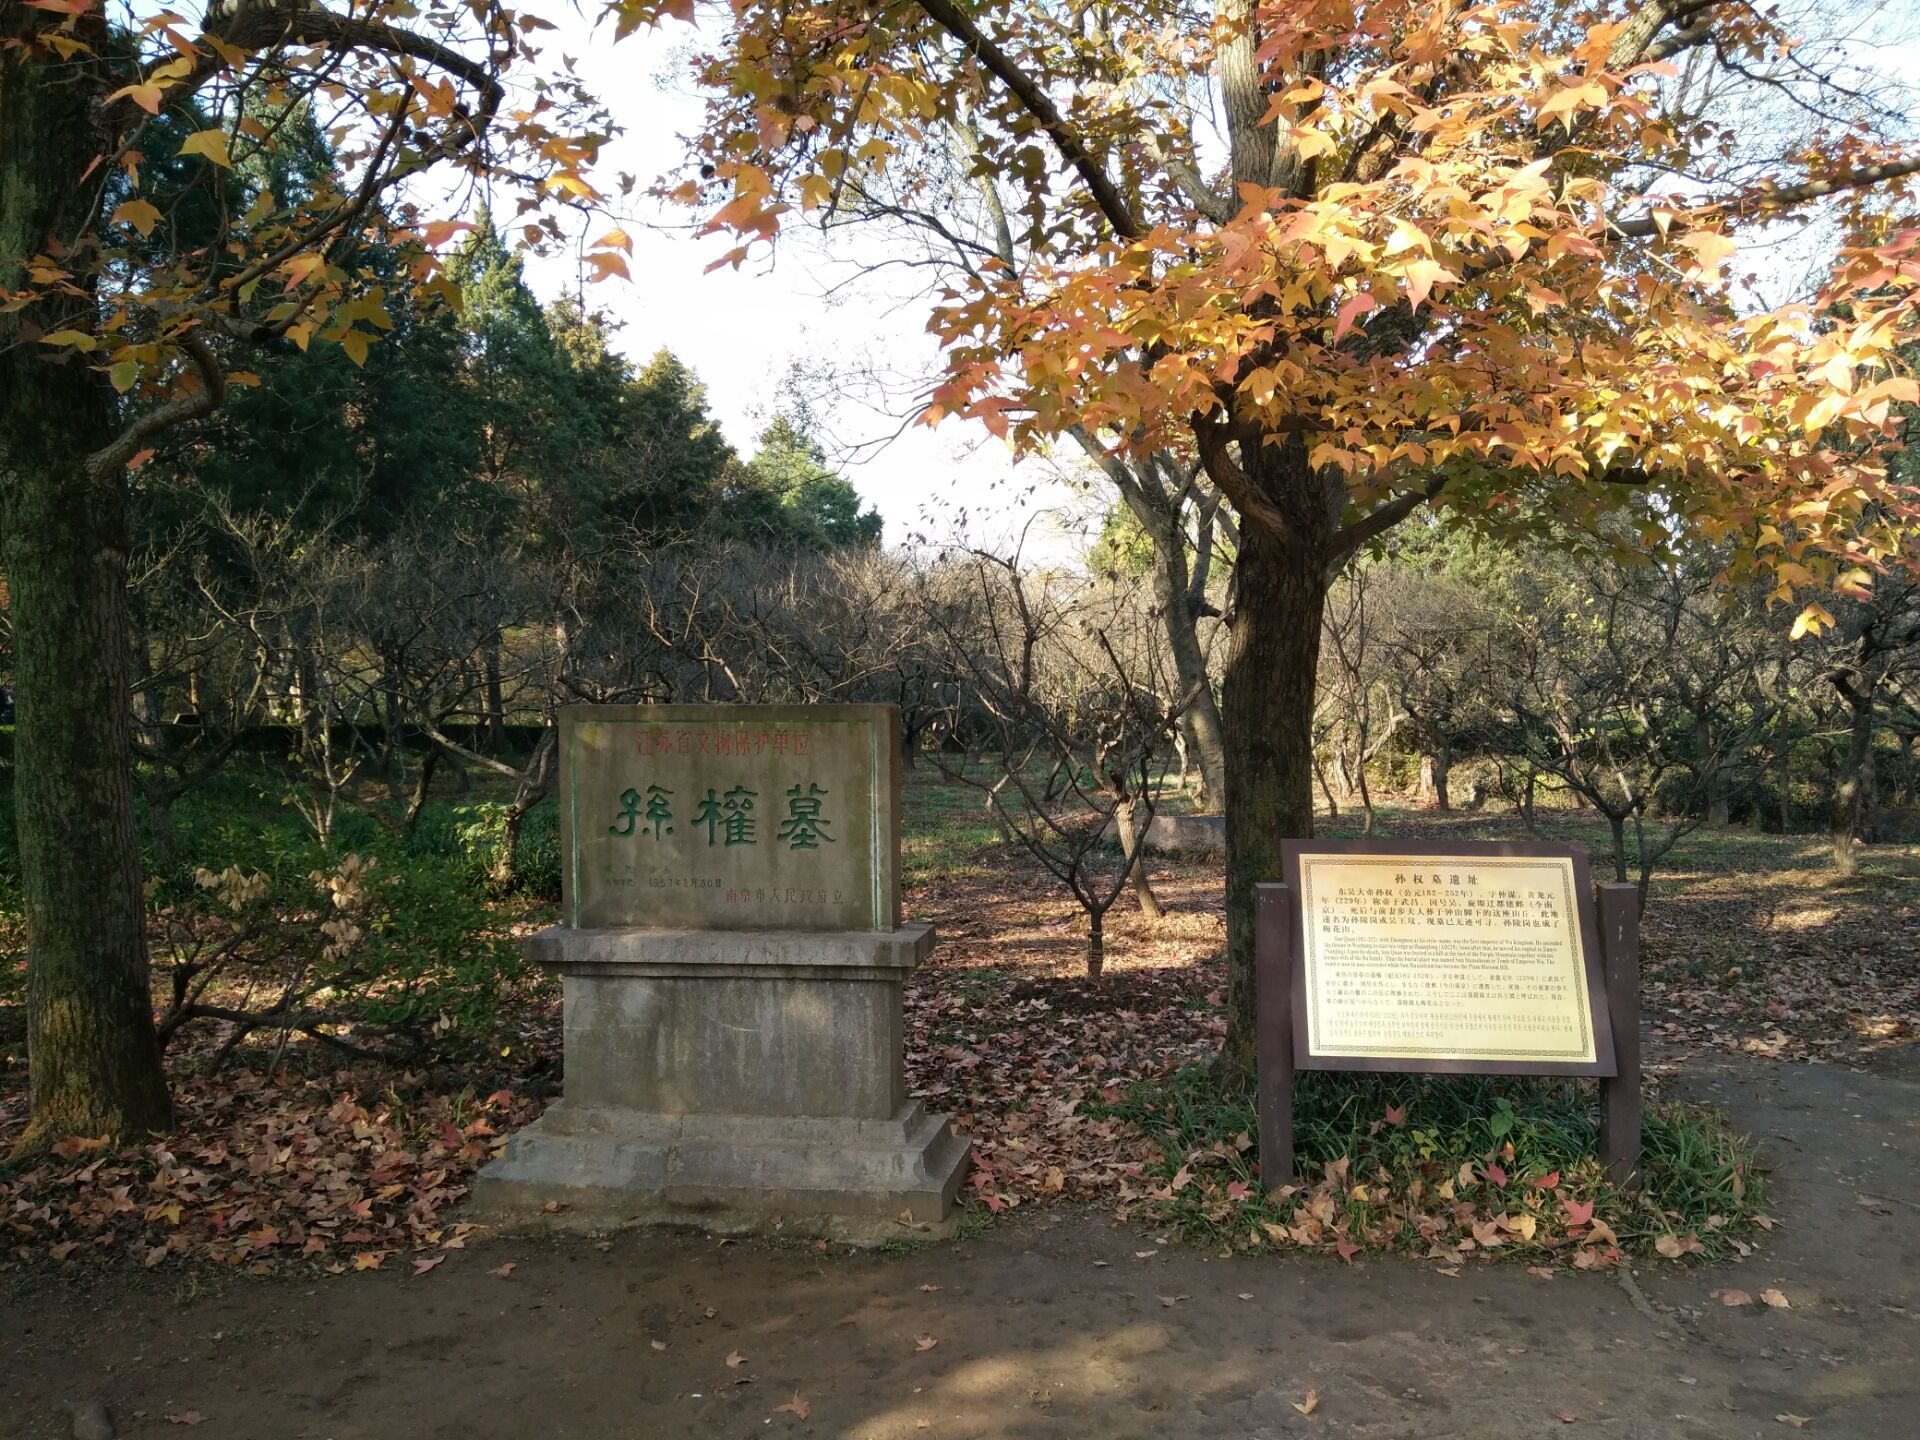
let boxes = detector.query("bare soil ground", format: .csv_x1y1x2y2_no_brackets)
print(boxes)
4,1047,1915,1440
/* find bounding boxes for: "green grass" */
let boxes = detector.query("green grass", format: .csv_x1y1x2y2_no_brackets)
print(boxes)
1101,1065,1764,1264
900,767,1013,881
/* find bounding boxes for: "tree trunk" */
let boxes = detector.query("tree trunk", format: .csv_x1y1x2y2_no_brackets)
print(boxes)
1430,738,1451,812
1219,507,1326,1074
1311,749,1338,819
1114,798,1165,919
1354,737,1376,834
483,631,506,751
1605,813,1629,884
1,12,173,1149
1085,906,1105,980
1830,687,1875,877
1132,492,1229,812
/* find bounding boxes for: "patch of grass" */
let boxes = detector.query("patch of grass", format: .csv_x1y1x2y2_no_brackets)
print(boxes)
1100,1066,1763,1266
875,1203,993,1255
901,770,1007,882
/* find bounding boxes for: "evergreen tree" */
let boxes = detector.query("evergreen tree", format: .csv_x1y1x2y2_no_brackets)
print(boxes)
730,414,882,550
606,349,737,538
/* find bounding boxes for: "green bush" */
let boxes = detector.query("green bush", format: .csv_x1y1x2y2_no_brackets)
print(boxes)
415,797,561,900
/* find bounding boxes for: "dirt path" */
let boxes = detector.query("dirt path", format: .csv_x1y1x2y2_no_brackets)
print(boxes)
5,1051,1915,1440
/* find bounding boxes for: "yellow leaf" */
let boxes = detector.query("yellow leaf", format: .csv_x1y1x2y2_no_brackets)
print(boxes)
549,172,598,201
586,251,630,282
1286,126,1338,161
108,359,139,393
1788,603,1834,640
202,33,251,69
111,199,163,237
180,128,233,169
339,329,370,367
1678,230,1736,279
107,82,166,115
798,174,835,211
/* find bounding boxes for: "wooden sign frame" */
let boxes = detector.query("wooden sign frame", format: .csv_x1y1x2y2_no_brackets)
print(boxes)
1255,840,1642,1189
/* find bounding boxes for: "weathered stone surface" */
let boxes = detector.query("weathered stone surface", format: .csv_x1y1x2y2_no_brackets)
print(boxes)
539,924,932,1120
561,703,901,932
472,1100,971,1243
1143,813,1226,856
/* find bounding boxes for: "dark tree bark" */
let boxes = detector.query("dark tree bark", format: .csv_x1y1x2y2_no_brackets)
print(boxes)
1419,740,1452,811
2,7,173,1149
1216,443,1327,1073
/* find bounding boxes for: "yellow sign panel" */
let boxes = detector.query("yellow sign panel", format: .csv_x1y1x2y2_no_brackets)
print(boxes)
1295,853,1598,1065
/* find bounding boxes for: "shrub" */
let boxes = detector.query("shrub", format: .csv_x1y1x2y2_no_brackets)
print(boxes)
151,832,534,1066
1102,1066,1764,1264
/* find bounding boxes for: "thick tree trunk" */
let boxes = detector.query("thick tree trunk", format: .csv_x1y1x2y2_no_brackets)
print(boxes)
2,10,173,1148
1219,508,1325,1074
1830,688,1875,877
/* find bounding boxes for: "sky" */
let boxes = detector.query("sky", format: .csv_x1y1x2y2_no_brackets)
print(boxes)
509,22,1094,559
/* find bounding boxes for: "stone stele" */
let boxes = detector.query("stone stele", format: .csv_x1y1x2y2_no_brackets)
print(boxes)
474,703,970,1241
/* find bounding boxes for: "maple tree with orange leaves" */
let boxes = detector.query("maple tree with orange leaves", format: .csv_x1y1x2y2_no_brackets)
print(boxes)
666,0,1920,1064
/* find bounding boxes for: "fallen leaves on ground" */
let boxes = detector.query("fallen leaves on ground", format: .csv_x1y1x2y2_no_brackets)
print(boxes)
904,864,1225,1218
0,1073,537,1274
1633,856,1920,1065
773,1392,811,1419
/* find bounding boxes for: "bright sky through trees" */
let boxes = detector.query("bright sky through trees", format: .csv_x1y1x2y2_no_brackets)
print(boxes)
502,18,1099,553
497,3,1920,555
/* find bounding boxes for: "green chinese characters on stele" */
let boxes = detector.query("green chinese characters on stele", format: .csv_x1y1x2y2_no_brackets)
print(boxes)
609,782,835,851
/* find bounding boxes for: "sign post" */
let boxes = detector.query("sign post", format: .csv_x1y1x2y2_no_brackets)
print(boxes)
1255,841,1641,1189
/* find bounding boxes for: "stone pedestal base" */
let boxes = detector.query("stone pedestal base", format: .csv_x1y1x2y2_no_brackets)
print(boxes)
474,1099,970,1242
472,922,970,1242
